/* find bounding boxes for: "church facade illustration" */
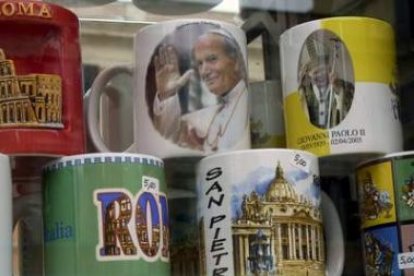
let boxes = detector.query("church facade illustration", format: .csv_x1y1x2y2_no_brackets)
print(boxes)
0,48,62,128
232,162,325,276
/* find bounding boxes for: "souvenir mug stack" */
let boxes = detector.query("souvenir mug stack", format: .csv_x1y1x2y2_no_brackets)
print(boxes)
2,0,407,274
87,19,251,276
86,16,348,275
87,15,401,276
2,1,171,275
279,16,410,276
0,0,85,275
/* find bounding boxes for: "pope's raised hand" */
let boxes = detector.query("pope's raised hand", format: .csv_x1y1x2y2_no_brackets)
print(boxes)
154,44,193,100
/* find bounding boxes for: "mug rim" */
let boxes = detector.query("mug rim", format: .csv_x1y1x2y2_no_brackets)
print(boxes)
136,18,241,36
43,152,164,171
42,0,79,22
132,0,222,16
280,16,392,39
1,0,80,25
199,148,317,163
356,150,414,168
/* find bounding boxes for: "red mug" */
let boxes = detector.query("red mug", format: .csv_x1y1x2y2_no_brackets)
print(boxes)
0,0,85,156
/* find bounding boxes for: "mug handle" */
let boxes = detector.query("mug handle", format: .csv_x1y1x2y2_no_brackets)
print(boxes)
13,192,43,275
86,65,134,152
321,191,345,276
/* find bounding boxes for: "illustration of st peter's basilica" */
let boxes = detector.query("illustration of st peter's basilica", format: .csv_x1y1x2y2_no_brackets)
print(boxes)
232,162,325,276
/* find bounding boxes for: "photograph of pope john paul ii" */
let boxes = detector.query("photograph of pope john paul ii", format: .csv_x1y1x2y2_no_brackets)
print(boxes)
298,30,355,129
146,23,249,153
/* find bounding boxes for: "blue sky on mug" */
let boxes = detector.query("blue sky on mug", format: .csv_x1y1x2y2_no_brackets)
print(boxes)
230,164,320,220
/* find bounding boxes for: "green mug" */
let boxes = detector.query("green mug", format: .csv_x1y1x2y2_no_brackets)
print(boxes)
42,153,170,275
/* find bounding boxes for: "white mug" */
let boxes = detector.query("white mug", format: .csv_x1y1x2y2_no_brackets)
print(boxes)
88,19,251,158
196,149,344,275
279,17,402,168
0,154,12,275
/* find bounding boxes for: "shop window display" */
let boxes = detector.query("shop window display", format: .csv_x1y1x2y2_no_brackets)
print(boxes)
8,0,414,275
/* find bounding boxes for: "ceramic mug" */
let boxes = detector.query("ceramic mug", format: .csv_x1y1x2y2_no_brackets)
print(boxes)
42,153,170,275
87,19,250,158
196,149,344,276
249,80,286,148
0,154,12,275
280,17,402,164
0,0,85,156
356,151,414,275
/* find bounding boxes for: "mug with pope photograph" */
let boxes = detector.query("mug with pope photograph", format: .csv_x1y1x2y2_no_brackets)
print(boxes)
356,151,414,275
279,17,402,168
42,153,170,275
0,0,85,156
196,149,344,276
87,19,250,158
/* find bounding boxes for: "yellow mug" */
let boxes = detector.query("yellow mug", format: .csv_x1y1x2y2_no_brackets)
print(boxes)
280,17,402,171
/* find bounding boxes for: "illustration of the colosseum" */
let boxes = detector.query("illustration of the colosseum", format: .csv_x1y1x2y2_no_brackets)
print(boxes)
0,48,62,128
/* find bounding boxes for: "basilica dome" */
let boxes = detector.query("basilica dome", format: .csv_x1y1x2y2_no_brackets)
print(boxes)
265,162,299,203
